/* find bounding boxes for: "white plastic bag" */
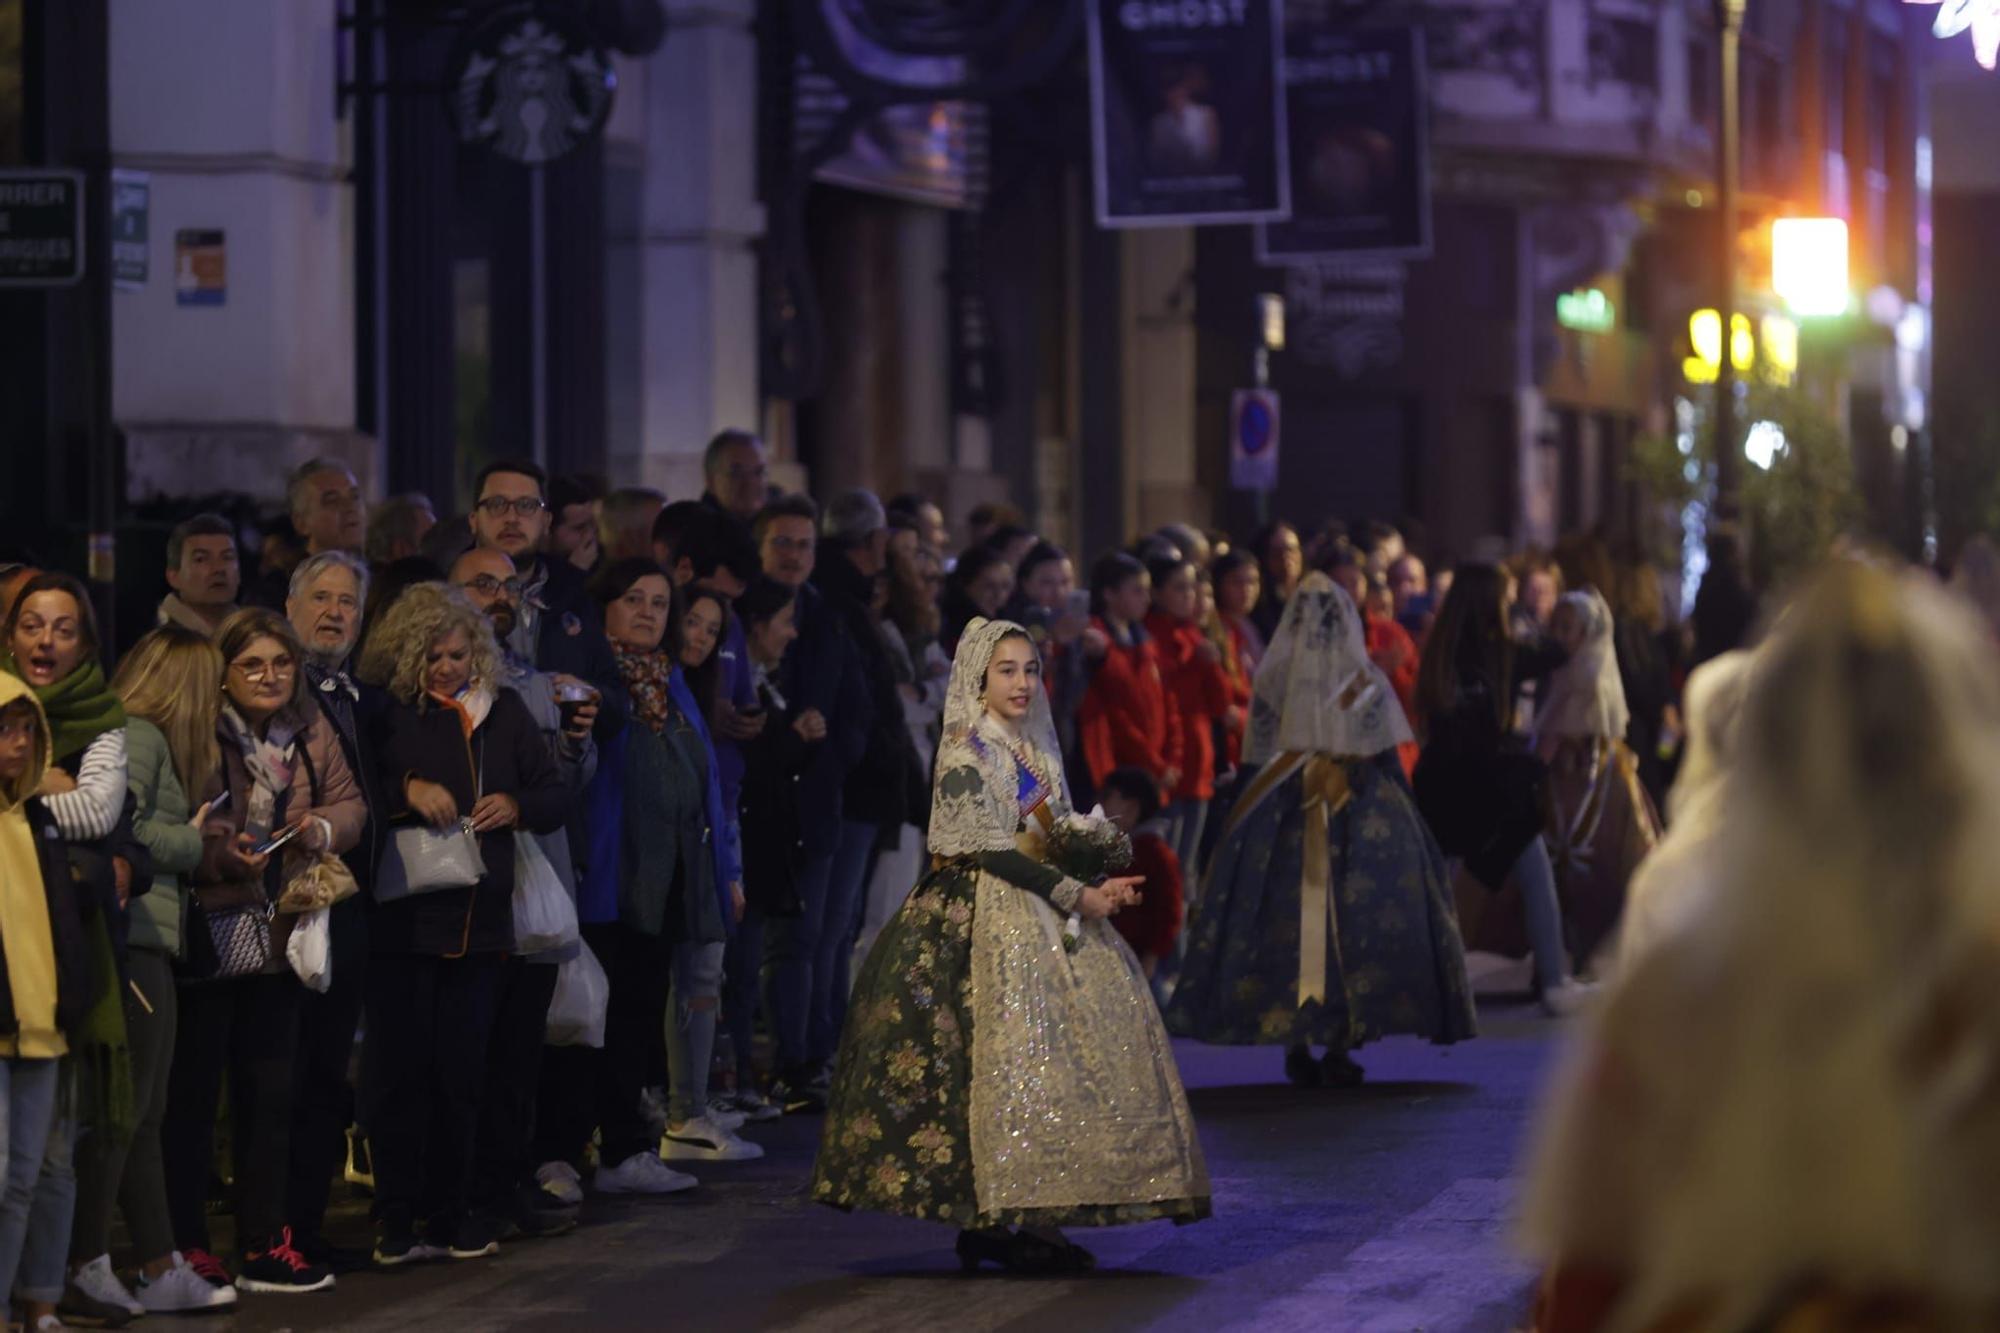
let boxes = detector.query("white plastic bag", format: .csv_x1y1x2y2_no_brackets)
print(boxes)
545,940,608,1048
286,907,332,993
512,832,579,954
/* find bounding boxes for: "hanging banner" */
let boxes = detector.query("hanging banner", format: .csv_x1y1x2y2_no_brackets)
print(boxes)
1088,0,1290,229
794,1,988,211
1256,26,1431,263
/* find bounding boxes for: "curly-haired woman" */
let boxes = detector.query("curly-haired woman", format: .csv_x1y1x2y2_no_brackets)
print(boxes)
356,584,569,1267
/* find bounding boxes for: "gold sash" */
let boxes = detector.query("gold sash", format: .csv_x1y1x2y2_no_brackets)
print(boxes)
1223,752,1354,1007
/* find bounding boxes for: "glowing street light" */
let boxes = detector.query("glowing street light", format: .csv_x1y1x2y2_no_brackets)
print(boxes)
1685,309,1754,383
1772,218,1850,317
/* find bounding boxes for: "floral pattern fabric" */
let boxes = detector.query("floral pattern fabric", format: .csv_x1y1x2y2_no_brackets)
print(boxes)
1167,752,1477,1050
812,859,1208,1229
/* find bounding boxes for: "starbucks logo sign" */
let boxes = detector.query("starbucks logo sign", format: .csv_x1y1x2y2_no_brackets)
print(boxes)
448,4,617,165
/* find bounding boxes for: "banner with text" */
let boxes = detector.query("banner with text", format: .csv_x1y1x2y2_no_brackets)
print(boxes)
1089,0,1290,228
1257,26,1430,262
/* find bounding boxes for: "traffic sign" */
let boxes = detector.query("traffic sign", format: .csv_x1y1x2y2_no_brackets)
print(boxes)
0,169,85,288
1230,388,1281,492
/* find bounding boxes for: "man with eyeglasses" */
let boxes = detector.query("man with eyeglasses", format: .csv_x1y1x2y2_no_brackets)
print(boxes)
701,430,774,532
448,545,601,1237
281,549,386,1271
467,459,623,741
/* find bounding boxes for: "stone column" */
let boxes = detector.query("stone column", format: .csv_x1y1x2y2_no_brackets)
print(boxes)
108,0,368,501
615,0,765,498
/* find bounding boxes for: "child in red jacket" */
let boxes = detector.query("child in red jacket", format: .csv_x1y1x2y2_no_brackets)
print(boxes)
1100,766,1184,988
1143,555,1233,881
1079,553,1182,799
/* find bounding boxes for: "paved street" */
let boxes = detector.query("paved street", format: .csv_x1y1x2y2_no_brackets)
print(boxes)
197,994,1560,1333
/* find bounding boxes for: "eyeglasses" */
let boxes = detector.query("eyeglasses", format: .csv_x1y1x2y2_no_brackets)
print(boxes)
475,496,547,519
232,657,297,683
460,575,524,599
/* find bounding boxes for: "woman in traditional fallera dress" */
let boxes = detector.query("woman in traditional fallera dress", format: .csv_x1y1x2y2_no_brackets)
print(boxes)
1534,589,1662,972
1168,575,1476,1088
812,618,1211,1274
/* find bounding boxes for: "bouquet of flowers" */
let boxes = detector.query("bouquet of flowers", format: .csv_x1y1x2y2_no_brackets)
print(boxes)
1043,807,1133,953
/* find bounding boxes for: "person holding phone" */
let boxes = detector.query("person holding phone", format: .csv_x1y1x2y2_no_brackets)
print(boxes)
166,608,364,1296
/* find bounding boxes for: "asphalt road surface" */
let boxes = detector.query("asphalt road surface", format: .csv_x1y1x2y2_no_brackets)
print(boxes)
196,997,1561,1333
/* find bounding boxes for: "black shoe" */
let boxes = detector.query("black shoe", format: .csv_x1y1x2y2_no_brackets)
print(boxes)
1319,1049,1365,1088
508,1185,579,1240
293,1232,374,1275
439,1212,502,1261
372,1213,438,1269
57,1275,137,1328
236,1228,336,1294
1283,1044,1322,1089
954,1227,1078,1276
772,1072,828,1114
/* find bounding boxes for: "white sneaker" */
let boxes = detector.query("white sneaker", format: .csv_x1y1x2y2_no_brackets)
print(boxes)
71,1253,144,1317
729,1089,785,1123
135,1252,240,1313
1541,978,1599,1017
594,1150,699,1196
662,1117,766,1162
535,1159,584,1207
704,1097,749,1132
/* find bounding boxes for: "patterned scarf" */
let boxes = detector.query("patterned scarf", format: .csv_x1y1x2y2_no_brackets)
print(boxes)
614,649,676,735
217,702,301,841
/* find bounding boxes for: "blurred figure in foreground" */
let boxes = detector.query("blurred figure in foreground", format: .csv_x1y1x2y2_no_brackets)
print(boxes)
1524,562,2000,1332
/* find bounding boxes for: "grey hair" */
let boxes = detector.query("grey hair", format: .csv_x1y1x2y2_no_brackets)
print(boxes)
288,549,371,607
821,489,887,547
287,456,360,522
365,493,435,564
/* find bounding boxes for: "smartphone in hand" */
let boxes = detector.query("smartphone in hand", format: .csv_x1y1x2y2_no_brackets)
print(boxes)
252,824,304,857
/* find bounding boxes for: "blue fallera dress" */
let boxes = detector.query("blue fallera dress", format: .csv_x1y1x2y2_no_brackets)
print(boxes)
1167,750,1477,1052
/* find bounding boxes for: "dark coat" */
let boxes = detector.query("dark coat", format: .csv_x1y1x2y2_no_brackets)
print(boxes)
0,799,91,1044
812,547,915,831
737,674,810,917
519,555,626,877
1412,640,1565,891
774,582,871,856
368,687,571,957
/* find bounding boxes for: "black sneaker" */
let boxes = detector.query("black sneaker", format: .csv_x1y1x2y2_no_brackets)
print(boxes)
372,1214,437,1269
293,1231,374,1275
236,1228,336,1294
772,1069,828,1114
507,1185,578,1240
440,1212,502,1261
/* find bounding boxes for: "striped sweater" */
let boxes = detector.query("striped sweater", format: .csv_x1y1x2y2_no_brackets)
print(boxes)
43,727,128,842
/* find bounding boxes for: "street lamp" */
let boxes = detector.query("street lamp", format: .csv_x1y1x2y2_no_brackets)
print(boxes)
1713,0,1747,529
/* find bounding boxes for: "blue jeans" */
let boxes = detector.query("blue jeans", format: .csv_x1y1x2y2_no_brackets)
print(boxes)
666,940,726,1126
1165,799,1210,901
1513,836,1572,990
0,1058,62,1306
762,821,877,1076
20,1075,75,1303
811,821,878,1070
723,909,764,1087
762,850,835,1075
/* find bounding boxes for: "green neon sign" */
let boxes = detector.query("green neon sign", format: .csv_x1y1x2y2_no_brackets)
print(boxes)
1556,287,1616,334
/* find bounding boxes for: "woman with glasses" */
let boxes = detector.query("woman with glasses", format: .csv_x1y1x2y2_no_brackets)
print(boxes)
163,608,364,1295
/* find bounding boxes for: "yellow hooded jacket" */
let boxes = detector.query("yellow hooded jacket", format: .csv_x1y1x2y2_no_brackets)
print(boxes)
0,672,87,1059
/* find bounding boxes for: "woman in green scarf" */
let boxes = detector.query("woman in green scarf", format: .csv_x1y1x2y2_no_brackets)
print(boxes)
3,572,139,1330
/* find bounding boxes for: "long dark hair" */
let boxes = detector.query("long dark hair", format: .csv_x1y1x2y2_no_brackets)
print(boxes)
1415,564,1514,727
679,586,728,720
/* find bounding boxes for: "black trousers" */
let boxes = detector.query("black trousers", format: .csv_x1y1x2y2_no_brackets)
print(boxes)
285,896,367,1240
162,972,303,1252
470,956,558,1214
534,922,669,1169
361,951,503,1230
